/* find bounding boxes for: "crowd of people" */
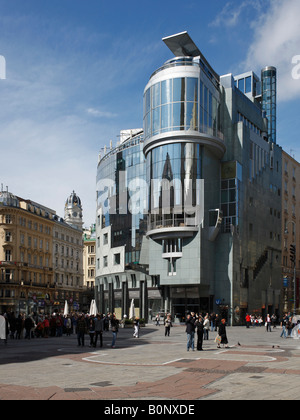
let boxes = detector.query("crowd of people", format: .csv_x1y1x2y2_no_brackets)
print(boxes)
2,309,300,349
0,311,122,348
185,312,228,351
244,312,300,338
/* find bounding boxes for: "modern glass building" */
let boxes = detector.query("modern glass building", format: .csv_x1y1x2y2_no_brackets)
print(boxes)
95,32,283,324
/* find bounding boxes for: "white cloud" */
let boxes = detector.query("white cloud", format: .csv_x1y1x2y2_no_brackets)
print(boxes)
244,0,300,102
87,108,118,118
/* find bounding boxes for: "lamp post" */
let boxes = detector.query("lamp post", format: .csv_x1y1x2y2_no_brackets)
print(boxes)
285,221,297,315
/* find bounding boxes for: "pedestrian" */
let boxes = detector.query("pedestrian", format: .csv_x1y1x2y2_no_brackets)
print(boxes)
164,315,172,337
56,314,63,337
133,317,140,338
210,313,216,332
195,315,204,351
110,313,119,348
43,316,50,338
266,314,272,332
24,315,34,340
286,317,293,337
217,318,229,348
280,315,288,339
94,314,104,347
88,316,95,347
76,314,87,347
215,314,220,330
271,314,277,328
203,315,210,340
65,315,72,336
155,314,160,326
15,314,23,339
185,314,195,351
246,313,251,328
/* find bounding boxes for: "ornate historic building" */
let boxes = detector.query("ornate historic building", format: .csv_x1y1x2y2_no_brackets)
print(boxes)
0,188,84,315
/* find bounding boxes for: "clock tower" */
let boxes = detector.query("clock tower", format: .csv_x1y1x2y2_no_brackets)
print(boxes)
64,191,83,230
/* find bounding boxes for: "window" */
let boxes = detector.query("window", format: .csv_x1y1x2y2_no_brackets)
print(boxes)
238,78,245,92
5,250,12,262
5,231,12,242
131,274,137,288
114,253,121,265
5,215,12,224
245,76,251,93
103,233,108,245
103,256,108,268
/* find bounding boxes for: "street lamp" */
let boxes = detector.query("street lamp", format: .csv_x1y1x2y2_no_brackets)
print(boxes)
285,220,297,315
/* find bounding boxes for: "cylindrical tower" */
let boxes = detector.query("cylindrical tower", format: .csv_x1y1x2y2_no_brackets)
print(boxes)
143,55,225,240
261,66,277,144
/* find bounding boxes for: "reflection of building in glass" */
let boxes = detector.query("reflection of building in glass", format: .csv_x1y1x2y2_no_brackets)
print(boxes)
95,32,285,325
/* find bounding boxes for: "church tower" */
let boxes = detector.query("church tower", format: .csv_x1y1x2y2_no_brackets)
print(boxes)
64,191,83,230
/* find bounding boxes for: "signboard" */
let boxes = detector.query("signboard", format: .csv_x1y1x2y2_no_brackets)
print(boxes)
0,315,6,340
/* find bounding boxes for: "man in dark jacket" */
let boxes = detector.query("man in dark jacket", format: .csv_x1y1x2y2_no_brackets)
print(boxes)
76,314,87,347
195,316,204,351
186,314,195,351
24,315,34,340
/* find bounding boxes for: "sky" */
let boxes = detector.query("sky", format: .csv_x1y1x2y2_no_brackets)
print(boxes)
0,0,300,227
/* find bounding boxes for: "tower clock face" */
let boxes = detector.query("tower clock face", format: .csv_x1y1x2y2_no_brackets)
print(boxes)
73,212,78,217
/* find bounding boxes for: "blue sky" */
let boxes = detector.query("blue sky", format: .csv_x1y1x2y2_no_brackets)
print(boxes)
1,0,300,226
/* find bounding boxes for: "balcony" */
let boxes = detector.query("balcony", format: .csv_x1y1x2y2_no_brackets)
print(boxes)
147,215,199,240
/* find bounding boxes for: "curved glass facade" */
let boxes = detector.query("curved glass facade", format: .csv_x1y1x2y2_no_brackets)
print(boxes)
97,133,147,265
147,142,203,231
143,58,221,140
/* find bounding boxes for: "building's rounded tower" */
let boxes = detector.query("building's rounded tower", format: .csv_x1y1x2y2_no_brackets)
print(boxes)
143,32,225,241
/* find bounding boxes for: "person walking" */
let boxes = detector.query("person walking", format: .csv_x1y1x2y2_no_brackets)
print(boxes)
217,318,229,348
280,314,288,339
110,313,119,348
185,314,195,351
155,314,160,326
94,314,104,347
195,315,204,351
164,315,172,337
266,314,272,332
133,317,140,338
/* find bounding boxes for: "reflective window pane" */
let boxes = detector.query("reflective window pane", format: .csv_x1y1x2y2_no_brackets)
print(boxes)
245,76,251,93
173,78,185,102
152,82,161,108
161,79,172,104
186,78,198,102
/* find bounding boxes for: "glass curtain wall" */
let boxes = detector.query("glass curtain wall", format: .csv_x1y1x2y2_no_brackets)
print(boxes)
147,142,203,231
144,76,219,139
97,135,147,266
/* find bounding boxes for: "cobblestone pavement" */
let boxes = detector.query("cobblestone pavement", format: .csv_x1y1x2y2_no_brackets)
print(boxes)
0,324,299,400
